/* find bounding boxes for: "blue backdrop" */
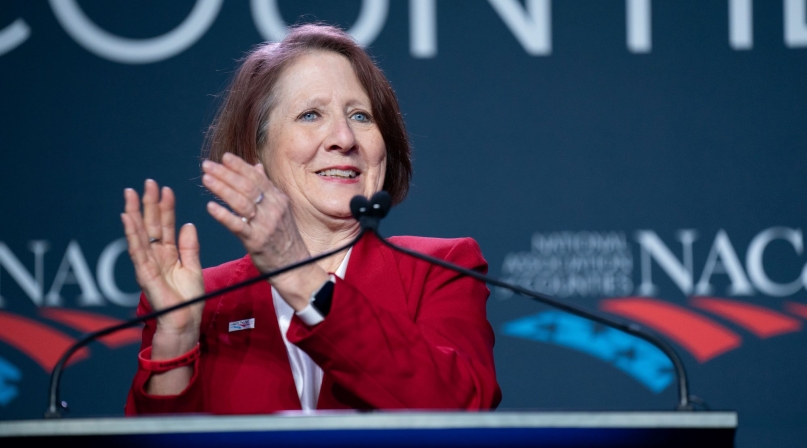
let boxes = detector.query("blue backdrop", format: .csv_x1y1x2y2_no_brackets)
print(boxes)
1,1,806,447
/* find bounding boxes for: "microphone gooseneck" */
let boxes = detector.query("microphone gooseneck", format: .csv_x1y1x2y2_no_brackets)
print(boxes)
44,230,366,418
47,191,697,417
353,191,696,411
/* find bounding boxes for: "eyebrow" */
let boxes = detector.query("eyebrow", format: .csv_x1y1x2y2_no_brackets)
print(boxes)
295,95,371,111
298,96,329,109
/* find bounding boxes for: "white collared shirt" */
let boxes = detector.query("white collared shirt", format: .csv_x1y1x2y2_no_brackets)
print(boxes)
271,248,351,411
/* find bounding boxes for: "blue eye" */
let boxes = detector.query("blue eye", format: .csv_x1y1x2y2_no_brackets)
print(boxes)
300,111,318,121
351,112,370,122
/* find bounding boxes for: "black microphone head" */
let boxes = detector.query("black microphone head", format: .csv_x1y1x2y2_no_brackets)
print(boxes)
350,195,371,221
370,191,392,218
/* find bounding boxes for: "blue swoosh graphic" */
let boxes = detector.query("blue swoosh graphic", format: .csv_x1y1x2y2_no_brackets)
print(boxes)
502,311,674,393
0,356,22,406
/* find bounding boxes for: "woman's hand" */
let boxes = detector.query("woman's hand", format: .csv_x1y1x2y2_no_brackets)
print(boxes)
121,180,205,354
201,153,328,310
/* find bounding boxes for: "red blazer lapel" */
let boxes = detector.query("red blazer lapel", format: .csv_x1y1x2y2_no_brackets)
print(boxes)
344,232,410,316
207,257,302,412
316,232,411,410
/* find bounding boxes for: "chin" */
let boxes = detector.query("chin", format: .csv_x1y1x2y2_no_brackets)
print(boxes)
314,196,354,219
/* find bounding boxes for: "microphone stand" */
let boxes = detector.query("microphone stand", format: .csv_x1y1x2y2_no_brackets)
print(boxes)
45,191,700,417
44,231,366,418
351,192,697,411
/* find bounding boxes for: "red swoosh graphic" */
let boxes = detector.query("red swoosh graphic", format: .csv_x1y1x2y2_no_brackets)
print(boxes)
600,297,741,363
784,302,807,320
0,311,89,371
692,297,802,338
39,308,142,348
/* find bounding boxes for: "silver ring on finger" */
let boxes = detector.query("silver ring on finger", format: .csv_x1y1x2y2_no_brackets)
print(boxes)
254,192,264,205
149,237,161,244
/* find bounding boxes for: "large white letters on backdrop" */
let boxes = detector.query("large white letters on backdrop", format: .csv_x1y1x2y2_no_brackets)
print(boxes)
626,0,651,53
730,0,754,49
0,239,138,308
747,227,806,297
488,0,552,55
48,0,223,64
410,0,437,58
250,0,389,47
637,228,807,298
785,0,807,47
1,1,806,62
0,18,30,57
97,238,140,306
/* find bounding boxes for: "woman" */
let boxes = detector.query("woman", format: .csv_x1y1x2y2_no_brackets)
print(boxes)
122,24,501,414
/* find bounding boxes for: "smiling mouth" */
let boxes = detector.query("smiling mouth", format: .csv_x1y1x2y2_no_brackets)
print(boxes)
316,168,359,179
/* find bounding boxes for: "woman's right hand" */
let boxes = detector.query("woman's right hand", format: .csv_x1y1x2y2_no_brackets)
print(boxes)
121,179,204,359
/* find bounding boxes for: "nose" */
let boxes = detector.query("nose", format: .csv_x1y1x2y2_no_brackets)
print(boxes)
324,115,357,153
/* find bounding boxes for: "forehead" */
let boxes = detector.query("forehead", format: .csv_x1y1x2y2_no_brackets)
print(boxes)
272,51,369,109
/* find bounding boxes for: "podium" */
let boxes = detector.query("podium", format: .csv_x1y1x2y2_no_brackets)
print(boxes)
0,411,736,447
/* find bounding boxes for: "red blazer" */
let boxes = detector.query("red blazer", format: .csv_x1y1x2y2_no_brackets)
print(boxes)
125,233,501,414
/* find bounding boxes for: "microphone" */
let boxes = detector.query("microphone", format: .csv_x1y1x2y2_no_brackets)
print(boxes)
350,192,390,230
44,230,367,418
352,191,699,411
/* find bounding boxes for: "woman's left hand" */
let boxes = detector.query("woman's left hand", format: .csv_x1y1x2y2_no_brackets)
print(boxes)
202,153,327,309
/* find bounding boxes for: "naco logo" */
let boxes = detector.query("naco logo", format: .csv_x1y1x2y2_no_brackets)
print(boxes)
0,238,142,408
501,227,807,299
499,227,807,393
0,238,138,308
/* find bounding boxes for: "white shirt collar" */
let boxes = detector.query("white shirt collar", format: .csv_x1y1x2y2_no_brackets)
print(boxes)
335,247,352,279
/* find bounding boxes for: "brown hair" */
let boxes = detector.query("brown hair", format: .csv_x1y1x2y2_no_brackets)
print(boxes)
203,23,411,205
